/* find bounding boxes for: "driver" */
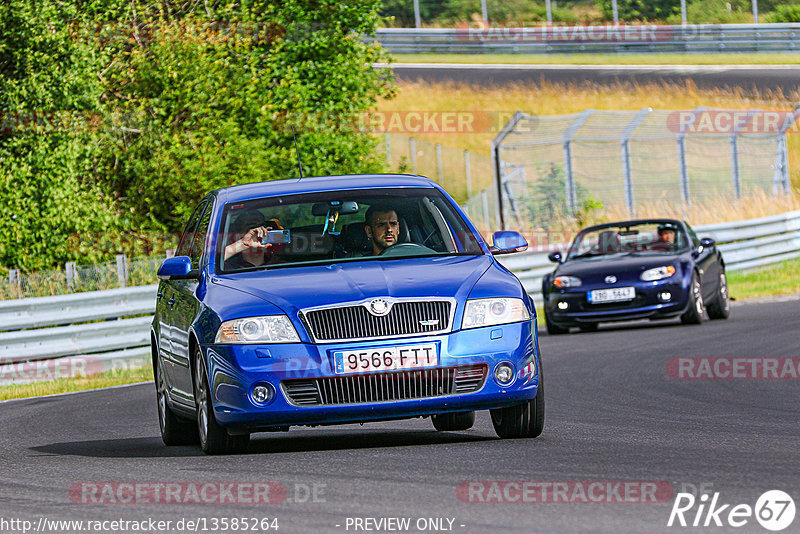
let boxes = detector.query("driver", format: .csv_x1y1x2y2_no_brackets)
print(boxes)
364,204,399,255
653,224,677,250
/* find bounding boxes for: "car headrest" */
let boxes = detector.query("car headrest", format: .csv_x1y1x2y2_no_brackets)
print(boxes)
342,222,372,255
597,230,620,253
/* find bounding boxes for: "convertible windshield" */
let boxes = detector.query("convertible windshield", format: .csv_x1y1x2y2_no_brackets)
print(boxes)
217,187,483,272
567,221,690,260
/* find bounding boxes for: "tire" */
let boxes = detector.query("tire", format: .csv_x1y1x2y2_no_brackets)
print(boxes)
545,311,568,335
578,323,599,332
490,358,545,439
707,271,731,320
680,272,706,325
432,411,476,431
155,348,198,446
194,348,250,454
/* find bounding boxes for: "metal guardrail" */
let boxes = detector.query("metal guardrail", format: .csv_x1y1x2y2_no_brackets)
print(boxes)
1,210,798,383
372,24,800,54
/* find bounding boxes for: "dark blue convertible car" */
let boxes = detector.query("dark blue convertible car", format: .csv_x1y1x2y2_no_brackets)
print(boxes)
542,219,730,335
153,174,543,453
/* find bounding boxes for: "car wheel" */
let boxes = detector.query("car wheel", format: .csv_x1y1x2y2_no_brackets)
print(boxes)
490,358,544,439
578,323,599,332
707,272,731,320
680,272,706,325
544,311,568,335
194,348,250,455
432,411,476,431
155,352,198,446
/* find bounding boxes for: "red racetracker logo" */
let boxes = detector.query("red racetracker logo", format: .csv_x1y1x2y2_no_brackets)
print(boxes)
69,482,287,505
667,110,800,134
667,357,800,379
456,481,674,503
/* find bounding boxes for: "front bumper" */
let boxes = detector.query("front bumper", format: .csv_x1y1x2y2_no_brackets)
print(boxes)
203,320,540,433
546,277,689,326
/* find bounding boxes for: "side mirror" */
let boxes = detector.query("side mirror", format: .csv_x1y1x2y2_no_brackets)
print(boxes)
158,256,198,280
490,231,528,255
699,237,715,248
548,251,563,263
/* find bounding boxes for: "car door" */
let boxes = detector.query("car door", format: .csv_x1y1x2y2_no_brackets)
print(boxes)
159,199,208,405
170,198,214,399
686,224,718,302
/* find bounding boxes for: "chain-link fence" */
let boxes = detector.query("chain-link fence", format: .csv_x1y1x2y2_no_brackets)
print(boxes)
491,108,793,231
1,254,170,300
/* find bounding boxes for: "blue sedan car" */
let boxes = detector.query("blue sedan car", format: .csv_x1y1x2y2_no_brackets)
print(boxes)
542,219,730,335
152,174,543,454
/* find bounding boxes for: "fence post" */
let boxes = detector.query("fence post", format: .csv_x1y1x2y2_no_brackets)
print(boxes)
9,269,20,297
491,110,526,230
730,135,741,200
65,262,77,290
677,134,690,208
409,137,417,173
435,143,443,183
116,254,128,288
413,0,421,28
620,109,651,218
562,110,594,215
385,134,391,165
464,150,472,198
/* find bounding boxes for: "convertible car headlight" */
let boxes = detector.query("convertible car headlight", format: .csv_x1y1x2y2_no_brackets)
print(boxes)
215,315,300,344
640,265,677,282
553,275,582,288
462,298,531,329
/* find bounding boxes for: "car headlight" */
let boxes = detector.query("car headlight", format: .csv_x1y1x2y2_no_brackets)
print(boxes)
553,275,582,288
462,298,531,329
640,265,677,282
214,315,300,344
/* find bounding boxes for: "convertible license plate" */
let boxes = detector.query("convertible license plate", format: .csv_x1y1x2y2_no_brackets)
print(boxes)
588,286,636,303
333,343,438,375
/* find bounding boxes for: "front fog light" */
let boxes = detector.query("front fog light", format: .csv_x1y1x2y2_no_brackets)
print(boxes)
494,363,515,385
250,384,274,405
659,291,672,302
557,301,569,310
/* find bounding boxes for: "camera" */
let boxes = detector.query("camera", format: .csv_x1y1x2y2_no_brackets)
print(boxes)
260,229,291,245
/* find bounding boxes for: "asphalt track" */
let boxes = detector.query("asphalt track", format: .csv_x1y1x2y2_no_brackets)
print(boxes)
389,63,800,96
1,297,798,533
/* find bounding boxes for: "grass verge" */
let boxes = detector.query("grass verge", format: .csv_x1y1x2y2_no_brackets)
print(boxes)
727,256,800,301
0,365,154,402
395,52,800,66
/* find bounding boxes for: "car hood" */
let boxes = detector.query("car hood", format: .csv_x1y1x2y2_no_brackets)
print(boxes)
556,253,684,278
211,255,492,315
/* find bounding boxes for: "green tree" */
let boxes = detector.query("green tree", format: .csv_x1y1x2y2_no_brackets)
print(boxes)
596,0,680,21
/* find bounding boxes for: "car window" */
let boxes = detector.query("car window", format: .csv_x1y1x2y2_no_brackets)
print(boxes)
217,188,483,273
176,200,207,257
685,224,700,248
568,221,690,260
189,200,214,269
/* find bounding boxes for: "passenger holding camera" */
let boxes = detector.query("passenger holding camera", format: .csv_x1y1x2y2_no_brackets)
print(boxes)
224,213,285,269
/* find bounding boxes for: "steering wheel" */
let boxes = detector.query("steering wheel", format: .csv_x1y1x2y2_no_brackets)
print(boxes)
378,242,435,257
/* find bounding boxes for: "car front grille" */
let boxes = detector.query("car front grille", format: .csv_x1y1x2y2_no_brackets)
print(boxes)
302,300,452,342
281,364,487,406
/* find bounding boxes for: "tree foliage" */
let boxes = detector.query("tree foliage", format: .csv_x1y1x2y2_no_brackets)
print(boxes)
596,0,680,21
0,0,394,271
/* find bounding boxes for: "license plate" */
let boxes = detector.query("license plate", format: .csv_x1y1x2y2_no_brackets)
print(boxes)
588,286,636,303
333,343,438,375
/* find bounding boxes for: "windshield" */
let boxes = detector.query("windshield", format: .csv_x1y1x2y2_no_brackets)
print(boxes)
567,222,689,260
217,187,484,273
